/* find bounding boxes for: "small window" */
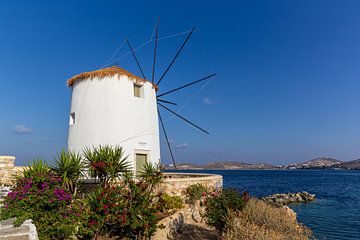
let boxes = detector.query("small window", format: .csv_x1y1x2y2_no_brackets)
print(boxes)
133,84,143,98
69,112,75,125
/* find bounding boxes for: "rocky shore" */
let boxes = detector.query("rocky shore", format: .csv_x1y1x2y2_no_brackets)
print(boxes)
262,191,316,205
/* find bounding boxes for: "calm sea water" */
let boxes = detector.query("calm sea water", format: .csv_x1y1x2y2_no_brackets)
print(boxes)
166,169,360,240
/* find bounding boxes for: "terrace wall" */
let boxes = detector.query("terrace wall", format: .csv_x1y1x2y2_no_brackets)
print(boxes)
160,173,223,198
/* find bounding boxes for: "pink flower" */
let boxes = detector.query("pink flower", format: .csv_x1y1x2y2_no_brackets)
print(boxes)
89,220,98,226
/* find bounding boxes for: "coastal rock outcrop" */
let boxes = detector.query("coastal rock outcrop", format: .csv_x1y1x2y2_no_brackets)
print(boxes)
262,191,316,205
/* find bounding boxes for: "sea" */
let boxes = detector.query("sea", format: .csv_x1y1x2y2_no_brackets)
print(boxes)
166,169,360,240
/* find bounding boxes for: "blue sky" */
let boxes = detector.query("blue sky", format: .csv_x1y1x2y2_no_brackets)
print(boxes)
1,0,360,165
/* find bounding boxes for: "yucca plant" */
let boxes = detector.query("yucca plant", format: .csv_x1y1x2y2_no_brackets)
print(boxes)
22,158,51,178
139,162,163,192
52,150,84,195
83,145,130,187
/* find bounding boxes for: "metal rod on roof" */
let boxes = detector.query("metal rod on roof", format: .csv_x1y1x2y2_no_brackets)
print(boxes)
158,102,209,134
158,110,177,168
157,73,216,98
157,99,177,105
126,38,147,79
156,27,195,86
151,17,160,84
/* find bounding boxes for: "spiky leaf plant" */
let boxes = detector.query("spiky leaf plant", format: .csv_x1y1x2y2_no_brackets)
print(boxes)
139,162,163,192
83,145,130,187
22,158,50,178
52,150,84,195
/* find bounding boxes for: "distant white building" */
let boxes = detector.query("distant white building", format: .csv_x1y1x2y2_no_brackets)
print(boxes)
67,66,160,172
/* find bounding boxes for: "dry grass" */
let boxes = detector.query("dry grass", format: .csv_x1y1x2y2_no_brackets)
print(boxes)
222,199,312,240
67,66,158,90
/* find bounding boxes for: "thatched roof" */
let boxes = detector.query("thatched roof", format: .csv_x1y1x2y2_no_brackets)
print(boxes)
67,66,158,90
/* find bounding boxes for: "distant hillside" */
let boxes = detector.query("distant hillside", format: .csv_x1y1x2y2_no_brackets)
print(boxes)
334,159,360,170
164,157,360,170
296,157,343,168
165,161,278,170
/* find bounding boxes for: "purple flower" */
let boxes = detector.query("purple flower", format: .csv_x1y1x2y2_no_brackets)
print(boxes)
40,182,48,190
53,188,71,201
7,191,18,200
23,183,32,190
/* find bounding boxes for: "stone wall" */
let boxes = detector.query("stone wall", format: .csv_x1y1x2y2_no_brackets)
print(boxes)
0,156,16,185
0,156,18,207
160,173,223,198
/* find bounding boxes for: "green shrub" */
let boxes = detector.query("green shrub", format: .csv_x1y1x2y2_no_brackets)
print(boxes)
203,189,246,233
52,150,84,195
159,193,183,213
0,172,93,239
86,170,163,239
83,145,130,187
22,159,50,178
138,162,163,190
184,183,208,204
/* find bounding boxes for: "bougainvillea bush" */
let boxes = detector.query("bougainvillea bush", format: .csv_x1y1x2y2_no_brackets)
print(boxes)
0,172,93,239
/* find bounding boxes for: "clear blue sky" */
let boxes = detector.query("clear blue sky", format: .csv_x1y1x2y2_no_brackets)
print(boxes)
1,0,360,165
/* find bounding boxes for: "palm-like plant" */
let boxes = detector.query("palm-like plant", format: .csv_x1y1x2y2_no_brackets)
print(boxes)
22,158,50,178
83,145,130,187
52,150,84,195
139,162,163,190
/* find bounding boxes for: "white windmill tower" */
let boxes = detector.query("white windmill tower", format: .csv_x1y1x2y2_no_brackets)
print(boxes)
67,67,160,172
67,19,216,171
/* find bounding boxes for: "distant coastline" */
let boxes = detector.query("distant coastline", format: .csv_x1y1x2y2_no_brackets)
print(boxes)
164,157,360,170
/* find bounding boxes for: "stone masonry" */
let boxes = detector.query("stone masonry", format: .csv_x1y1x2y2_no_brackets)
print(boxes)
0,156,16,185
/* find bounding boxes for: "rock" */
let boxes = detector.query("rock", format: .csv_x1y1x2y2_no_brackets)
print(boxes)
0,219,38,240
262,192,316,205
283,206,297,222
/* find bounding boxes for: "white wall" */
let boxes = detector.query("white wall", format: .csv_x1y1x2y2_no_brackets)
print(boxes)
67,75,160,170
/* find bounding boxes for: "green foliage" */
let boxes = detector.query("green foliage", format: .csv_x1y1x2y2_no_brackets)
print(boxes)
22,159,50,178
139,162,163,192
32,200,94,240
83,145,130,187
52,150,84,194
202,189,246,233
184,183,208,204
86,169,164,239
0,173,93,239
159,193,183,213
1,147,171,240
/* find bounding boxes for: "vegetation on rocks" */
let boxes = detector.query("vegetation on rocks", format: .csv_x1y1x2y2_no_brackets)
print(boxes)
202,189,248,233
184,184,313,240
222,199,313,240
184,183,208,204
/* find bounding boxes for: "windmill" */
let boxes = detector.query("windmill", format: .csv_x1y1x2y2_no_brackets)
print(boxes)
67,18,215,170
123,18,216,168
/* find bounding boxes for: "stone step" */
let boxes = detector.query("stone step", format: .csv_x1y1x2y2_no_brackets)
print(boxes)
0,218,38,240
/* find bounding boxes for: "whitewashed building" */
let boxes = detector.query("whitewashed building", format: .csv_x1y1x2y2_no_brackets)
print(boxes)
67,66,160,172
